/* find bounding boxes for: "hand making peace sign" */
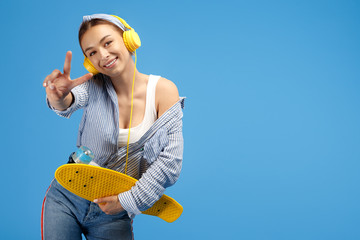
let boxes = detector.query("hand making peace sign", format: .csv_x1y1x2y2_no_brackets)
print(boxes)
43,51,93,110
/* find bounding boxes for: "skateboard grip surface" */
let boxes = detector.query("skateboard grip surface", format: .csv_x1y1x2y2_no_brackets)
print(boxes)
55,164,182,223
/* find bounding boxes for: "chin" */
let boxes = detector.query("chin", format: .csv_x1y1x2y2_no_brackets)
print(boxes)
106,69,123,78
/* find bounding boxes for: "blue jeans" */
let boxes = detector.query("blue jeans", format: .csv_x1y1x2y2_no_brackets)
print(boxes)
42,179,133,240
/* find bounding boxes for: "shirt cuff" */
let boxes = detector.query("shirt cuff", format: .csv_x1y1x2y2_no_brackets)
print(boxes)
118,190,142,218
46,92,76,118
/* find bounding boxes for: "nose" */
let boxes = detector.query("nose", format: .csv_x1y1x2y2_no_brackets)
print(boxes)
98,48,110,62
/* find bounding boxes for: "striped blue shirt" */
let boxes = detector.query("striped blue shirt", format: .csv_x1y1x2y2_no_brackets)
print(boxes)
47,74,185,217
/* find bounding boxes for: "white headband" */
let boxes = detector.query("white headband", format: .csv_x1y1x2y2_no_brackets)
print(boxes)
82,14,129,32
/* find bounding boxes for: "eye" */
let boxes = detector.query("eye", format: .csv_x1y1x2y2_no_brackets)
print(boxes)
89,51,96,57
105,41,112,47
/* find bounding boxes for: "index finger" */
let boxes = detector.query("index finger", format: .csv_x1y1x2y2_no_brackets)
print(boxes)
93,198,107,205
63,51,72,77
94,196,110,203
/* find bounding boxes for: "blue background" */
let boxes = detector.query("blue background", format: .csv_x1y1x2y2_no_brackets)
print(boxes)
0,0,359,239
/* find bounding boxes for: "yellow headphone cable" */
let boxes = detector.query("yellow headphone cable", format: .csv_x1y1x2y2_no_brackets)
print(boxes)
124,50,137,175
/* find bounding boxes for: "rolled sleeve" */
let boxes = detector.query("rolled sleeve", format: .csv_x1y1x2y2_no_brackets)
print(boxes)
118,191,142,218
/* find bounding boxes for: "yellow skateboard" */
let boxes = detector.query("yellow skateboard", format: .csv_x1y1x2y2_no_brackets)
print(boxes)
55,164,183,223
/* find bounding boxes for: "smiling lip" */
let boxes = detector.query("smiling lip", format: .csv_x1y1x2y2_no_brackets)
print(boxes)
103,57,118,68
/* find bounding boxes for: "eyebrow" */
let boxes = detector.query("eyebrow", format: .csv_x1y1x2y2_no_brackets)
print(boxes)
84,35,111,53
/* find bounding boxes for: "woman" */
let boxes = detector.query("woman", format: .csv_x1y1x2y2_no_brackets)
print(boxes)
42,14,184,240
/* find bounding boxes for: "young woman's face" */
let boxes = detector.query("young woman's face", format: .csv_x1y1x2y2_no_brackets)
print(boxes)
81,24,131,77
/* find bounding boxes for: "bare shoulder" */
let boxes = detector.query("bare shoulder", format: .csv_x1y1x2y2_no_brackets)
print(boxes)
156,77,180,118
156,77,179,97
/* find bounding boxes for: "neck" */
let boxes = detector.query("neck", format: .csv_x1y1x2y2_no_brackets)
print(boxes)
110,59,141,97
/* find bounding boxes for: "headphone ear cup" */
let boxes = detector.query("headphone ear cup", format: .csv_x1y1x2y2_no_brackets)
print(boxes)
123,29,141,53
83,57,99,75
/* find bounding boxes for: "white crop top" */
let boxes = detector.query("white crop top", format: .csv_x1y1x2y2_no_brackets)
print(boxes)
117,75,160,147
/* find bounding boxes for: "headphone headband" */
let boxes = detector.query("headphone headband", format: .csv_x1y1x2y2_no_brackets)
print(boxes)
82,14,129,32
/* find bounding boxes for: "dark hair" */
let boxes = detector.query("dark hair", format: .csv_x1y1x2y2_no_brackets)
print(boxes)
78,19,124,48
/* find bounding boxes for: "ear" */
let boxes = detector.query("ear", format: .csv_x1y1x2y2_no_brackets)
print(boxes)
83,57,99,75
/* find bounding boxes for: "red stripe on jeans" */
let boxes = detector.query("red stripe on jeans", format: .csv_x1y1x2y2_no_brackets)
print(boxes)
41,184,51,240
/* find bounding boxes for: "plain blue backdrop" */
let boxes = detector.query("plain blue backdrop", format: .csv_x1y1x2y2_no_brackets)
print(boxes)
0,0,359,239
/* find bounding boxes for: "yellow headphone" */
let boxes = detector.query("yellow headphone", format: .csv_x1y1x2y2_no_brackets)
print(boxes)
83,15,141,75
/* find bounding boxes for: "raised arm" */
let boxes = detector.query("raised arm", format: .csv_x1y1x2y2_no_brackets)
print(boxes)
43,51,93,111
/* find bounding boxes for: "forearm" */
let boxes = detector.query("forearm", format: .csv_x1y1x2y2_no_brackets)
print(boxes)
47,92,74,111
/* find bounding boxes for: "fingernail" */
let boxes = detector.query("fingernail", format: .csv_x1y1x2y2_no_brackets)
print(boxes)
93,199,98,203
47,81,53,89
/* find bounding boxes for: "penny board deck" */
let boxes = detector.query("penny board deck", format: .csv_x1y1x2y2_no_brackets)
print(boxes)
55,164,183,223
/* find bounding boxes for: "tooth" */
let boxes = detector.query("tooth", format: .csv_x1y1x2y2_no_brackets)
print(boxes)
106,59,116,67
